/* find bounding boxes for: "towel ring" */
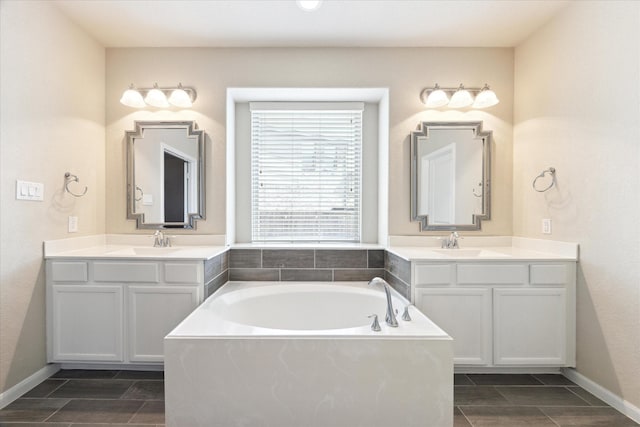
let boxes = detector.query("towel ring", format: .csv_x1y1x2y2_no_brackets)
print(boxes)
472,182,483,197
532,167,556,192
64,172,88,197
135,186,144,201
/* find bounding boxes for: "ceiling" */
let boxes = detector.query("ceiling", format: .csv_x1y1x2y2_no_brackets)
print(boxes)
53,0,568,48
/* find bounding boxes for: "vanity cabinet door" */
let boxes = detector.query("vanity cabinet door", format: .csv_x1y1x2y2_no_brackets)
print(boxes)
415,288,492,365
127,285,200,362
493,288,567,365
51,285,124,362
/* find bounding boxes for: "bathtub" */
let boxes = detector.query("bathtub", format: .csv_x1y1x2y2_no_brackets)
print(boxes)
165,281,453,427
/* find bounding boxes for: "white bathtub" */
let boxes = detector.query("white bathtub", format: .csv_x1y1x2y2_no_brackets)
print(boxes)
165,281,453,427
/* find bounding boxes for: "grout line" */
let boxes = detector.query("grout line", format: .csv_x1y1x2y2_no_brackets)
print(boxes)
456,406,475,426
40,397,72,423
565,385,605,406
44,379,68,398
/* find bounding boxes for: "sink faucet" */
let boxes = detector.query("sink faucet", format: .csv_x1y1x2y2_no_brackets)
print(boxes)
441,231,460,249
153,230,172,247
368,277,398,327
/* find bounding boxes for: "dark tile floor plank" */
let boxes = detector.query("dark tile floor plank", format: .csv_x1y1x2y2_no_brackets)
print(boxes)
129,400,165,424
567,386,609,406
454,406,473,426
533,374,576,386
113,370,164,380
121,381,165,400
48,380,134,400
496,386,591,406
0,423,71,426
467,373,544,386
540,406,640,426
46,399,144,423
459,405,557,426
454,374,474,385
51,370,119,380
454,386,510,405
23,380,67,398
0,398,69,423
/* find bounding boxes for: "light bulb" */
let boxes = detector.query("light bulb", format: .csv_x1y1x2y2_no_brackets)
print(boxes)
448,84,474,108
473,84,499,108
144,84,169,108
296,0,322,11
120,85,145,108
424,84,449,108
168,84,193,108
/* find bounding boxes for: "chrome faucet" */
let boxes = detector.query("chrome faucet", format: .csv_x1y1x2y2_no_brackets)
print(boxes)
153,230,172,247
368,277,398,327
441,231,460,249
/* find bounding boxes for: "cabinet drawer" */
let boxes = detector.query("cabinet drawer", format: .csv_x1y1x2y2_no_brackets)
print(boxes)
414,264,453,286
165,263,201,284
51,262,88,282
457,264,527,285
94,262,159,283
530,264,567,285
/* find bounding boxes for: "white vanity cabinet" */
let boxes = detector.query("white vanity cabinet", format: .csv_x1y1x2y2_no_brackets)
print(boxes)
46,259,208,365
412,261,576,368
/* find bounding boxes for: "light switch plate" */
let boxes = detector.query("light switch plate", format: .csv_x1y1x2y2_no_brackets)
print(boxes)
542,218,552,234
16,180,44,201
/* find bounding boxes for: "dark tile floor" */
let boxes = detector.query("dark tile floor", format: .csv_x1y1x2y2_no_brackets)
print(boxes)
1,371,638,426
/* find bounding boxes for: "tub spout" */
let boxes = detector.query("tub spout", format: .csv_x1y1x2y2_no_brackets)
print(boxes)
368,277,398,327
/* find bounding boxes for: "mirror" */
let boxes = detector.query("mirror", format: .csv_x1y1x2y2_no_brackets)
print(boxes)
410,121,491,231
126,121,205,229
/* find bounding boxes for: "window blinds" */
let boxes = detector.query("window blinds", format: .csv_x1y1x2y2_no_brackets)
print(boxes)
250,105,363,242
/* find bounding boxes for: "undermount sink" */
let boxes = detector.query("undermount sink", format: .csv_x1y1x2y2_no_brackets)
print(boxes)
432,249,510,258
108,247,183,256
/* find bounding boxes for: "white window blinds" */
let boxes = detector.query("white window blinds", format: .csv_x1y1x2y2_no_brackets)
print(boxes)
250,104,363,242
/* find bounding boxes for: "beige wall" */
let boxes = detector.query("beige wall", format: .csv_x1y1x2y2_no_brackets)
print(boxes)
514,1,640,408
106,47,514,237
0,1,105,392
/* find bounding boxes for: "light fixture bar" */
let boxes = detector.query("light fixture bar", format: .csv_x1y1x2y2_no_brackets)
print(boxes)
420,83,499,109
120,83,197,108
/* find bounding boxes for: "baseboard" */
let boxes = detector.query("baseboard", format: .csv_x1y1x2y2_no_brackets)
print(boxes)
455,367,562,374
59,363,163,371
0,364,60,409
562,368,640,423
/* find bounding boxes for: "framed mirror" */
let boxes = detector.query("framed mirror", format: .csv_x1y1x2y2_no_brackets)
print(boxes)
126,121,205,229
410,121,491,231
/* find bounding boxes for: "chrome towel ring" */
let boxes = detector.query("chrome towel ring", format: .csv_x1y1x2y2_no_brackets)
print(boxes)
135,186,144,201
64,172,88,197
532,167,556,192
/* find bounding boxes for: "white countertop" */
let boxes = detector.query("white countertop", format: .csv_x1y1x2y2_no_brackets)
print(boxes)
44,234,228,260
386,236,579,261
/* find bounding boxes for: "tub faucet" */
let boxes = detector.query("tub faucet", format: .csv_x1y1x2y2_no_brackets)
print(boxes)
441,231,460,249
368,277,398,327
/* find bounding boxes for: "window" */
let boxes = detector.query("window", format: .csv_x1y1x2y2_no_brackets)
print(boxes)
250,103,363,242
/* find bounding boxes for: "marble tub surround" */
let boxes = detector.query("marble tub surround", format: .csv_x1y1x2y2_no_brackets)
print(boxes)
228,247,386,282
387,235,578,261
44,234,227,260
165,281,453,427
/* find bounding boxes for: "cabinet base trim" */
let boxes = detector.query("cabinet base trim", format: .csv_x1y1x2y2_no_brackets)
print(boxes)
59,363,163,371
455,366,562,374
0,363,60,410
562,368,640,424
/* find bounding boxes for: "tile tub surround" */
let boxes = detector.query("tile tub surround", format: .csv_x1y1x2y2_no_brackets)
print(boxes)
2,372,639,426
228,248,386,282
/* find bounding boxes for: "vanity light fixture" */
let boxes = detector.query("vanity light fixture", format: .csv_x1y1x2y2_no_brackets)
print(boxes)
420,83,500,109
120,84,146,108
144,83,170,108
119,83,197,109
448,84,474,108
472,84,500,109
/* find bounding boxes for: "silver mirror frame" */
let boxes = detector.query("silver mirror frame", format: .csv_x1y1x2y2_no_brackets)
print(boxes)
126,120,206,230
410,121,491,231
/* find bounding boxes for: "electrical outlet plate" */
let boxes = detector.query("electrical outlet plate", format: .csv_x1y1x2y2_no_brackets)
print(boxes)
542,218,552,234
68,216,78,233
